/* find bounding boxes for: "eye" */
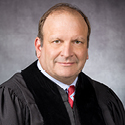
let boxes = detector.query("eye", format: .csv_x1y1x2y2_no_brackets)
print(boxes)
74,41,82,44
53,40,61,44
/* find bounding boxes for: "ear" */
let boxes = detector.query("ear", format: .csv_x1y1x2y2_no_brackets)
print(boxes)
35,37,42,58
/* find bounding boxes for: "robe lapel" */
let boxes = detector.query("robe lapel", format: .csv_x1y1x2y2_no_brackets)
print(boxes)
75,73,106,125
21,61,71,125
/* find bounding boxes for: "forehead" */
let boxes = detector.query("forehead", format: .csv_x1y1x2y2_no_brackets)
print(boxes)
42,12,88,42
43,10,88,33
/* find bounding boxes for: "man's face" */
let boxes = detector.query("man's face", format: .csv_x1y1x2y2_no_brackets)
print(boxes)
35,11,88,84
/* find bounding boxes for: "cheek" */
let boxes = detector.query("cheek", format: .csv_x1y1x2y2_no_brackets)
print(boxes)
48,48,60,59
77,49,88,61
45,49,59,66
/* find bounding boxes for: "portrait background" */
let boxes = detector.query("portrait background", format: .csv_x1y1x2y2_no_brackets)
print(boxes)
0,0,125,107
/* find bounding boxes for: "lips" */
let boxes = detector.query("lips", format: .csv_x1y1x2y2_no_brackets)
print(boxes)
57,62,75,66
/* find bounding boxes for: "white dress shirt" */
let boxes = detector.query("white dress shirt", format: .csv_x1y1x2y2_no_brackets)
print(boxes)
37,60,78,92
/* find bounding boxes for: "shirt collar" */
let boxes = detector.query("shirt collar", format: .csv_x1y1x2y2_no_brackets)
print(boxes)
37,60,78,90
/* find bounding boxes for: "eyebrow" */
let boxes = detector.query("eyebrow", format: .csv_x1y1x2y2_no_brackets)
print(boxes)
49,36,86,41
74,37,86,41
49,36,60,41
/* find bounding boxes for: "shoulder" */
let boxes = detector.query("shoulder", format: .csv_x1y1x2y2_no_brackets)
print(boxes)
87,75,122,105
79,72,119,102
0,73,35,104
79,72,125,124
79,72,111,96
80,72,125,124
0,73,44,124
79,72,125,112
1,73,25,88
82,73,123,106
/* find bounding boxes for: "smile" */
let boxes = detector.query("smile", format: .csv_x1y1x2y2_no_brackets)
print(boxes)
57,62,75,67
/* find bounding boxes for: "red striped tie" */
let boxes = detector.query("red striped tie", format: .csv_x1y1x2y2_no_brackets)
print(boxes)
68,85,75,108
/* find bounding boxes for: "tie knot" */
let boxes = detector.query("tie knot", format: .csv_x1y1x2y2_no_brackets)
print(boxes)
68,85,75,94
68,85,75,108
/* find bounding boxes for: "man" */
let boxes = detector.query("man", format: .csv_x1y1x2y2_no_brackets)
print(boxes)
0,3,125,125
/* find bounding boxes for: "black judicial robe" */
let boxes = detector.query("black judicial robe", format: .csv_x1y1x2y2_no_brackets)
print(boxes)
0,61,125,125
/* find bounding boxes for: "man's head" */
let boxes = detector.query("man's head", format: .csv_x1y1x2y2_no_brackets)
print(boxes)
35,3,90,85
37,3,91,48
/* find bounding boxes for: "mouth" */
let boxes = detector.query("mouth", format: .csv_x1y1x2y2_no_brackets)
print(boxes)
57,62,75,67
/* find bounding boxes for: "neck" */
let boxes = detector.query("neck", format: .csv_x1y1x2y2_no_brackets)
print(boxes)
53,75,77,85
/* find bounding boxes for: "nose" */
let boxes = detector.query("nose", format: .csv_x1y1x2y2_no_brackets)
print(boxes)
60,42,73,58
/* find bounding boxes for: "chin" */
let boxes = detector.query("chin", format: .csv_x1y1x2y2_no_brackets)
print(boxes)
56,71,78,78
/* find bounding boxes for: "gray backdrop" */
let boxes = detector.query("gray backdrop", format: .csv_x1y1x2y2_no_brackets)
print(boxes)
0,0,125,107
